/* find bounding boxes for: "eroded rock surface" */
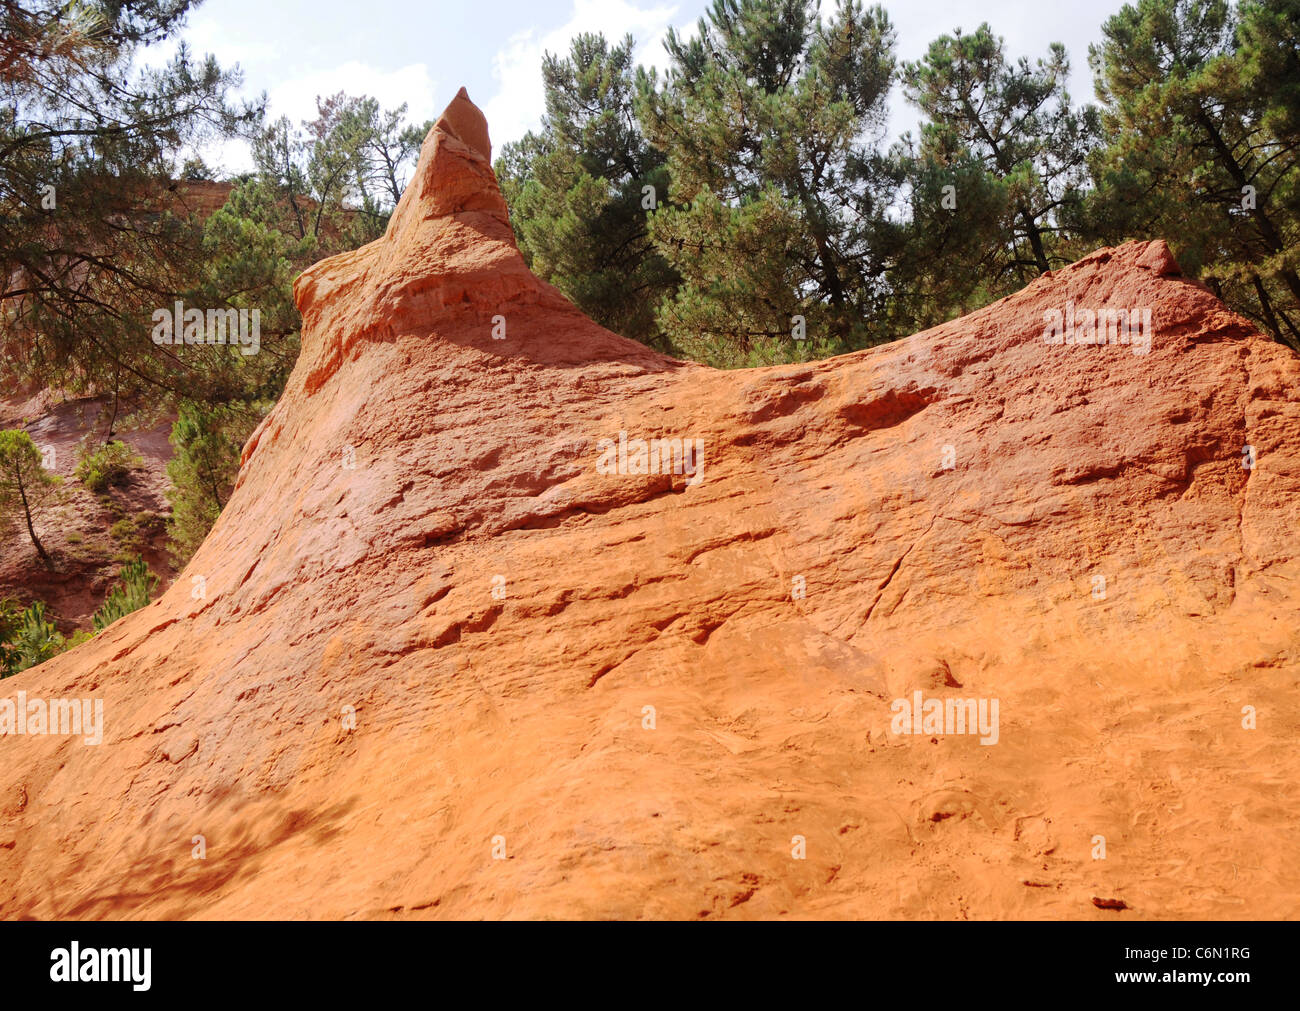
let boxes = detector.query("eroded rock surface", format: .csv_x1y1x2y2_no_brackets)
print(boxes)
1,90,1297,919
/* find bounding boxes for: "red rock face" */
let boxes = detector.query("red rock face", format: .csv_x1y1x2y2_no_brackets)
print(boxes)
1,90,1298,920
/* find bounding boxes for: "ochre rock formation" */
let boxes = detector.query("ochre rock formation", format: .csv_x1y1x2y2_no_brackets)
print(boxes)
2,89,1298,919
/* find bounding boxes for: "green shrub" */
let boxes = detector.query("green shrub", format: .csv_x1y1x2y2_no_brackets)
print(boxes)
108,515,144,561
75,440,143,493
65,629,95,650
91,555,158,633
0,598,19,636
0,599,20,674
1,601,67,678
166,400,253,566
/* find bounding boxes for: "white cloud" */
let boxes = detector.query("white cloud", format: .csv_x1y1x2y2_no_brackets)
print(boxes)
265,61,440,131
483,0,681,149
148,6,442,178
201,61,438,177
181,13,280,72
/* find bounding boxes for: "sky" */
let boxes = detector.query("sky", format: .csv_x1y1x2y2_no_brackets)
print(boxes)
166,0,1132,174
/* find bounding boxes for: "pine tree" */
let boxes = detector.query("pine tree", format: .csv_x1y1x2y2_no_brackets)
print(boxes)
0,0,259,397
92,556,158,632
880,142,1014,334
0,429,61,569
1088,0,1300,348
1232,0,1300,344
902,24,1100,288
164,400,250,567
637,0,900,366
497,33,678,349
0,601,66,677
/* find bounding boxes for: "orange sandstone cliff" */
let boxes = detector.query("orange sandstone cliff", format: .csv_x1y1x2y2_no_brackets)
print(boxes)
1,89,1298,920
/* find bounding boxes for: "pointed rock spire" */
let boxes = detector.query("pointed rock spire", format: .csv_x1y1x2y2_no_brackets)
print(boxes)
433,86,493,162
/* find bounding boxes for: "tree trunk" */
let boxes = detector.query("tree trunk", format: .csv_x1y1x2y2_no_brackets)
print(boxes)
1196,108,1300,304
105,365,121,442
1252,275,1285,342
1019,205,1051,274
15,471,52,569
